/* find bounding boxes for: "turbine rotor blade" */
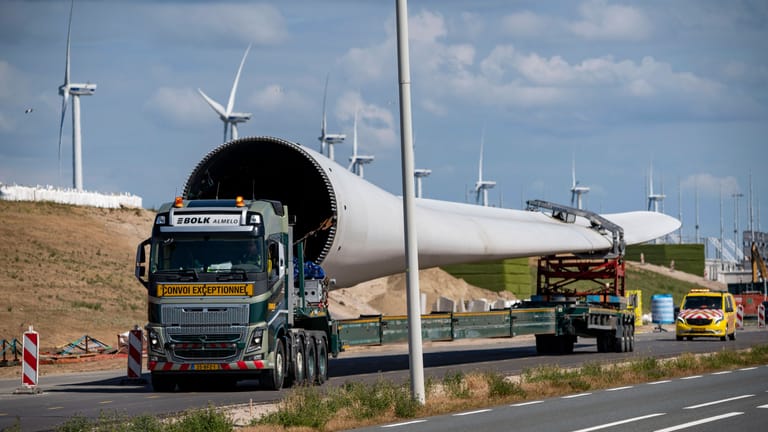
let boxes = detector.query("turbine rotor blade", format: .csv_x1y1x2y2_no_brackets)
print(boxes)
226,44,251,115
58,92,70,171
232,123,239,140
198,89,227,116
63,0,73,87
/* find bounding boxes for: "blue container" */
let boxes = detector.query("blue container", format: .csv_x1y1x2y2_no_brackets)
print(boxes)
651,294,675,324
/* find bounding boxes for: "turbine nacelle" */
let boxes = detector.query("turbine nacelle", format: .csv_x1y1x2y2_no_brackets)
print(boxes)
67,83,97,96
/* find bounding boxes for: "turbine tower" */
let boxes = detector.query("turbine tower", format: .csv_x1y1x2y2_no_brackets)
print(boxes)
58,0,96,191
198,44,253,143
570,156,590,209
474,132,496,206
414,169,431,198
317,75,345,161
647,163,665,212
347,109,374,178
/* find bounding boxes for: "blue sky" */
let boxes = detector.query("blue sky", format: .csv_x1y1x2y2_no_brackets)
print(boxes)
1,0,766,243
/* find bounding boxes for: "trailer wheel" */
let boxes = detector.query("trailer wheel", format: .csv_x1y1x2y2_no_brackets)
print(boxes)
305,338,317,386
263,339,286,390
316,338,328,385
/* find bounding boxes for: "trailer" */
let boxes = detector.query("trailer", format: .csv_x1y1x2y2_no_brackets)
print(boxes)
336,200,636,355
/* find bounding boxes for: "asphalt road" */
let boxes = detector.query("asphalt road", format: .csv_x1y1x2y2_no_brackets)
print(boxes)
1,327,767,431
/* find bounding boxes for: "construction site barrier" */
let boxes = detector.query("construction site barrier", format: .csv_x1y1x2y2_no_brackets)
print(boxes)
14,326,42,394
1,338,22,366
121,326,147,385
758,304,766,329
736,304,744,330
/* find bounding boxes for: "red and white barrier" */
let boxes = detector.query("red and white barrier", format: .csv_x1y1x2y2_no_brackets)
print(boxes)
14,326,42,394
127,326,143,379
758,304,766,329
736,304,744,330
22,326,39,387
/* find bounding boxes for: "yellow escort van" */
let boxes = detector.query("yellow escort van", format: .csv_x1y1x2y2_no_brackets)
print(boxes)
676,288,736,341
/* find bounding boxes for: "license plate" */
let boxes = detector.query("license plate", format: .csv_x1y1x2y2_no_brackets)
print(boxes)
194,363,220,371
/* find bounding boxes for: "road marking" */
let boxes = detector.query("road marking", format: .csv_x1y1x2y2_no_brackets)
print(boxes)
453,409,491,416
758,404,768,409
382,420,427,428
47,407,64,411
99,400,113,405
711,371,731,375
648,380,671,385
684,394,754,409
680,375,702,380
606,386,633,391
653,412,743,432
738,366,757,371
511,400,543,407
570,413,666,432
562,393,592,399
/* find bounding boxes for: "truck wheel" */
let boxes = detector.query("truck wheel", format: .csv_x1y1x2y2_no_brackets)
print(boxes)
151,373,175,392
316,338,328,385
305,338,317,385
263,339,286,390
288,338,306,387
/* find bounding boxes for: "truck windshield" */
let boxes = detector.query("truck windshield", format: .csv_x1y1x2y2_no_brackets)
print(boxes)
152,235,265,274
682,296,721,310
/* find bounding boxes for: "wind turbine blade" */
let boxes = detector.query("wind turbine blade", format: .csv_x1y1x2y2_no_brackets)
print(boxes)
198,89,226,116
352,108,359,157
572,156,576,188
348,159,356,171
226,44,251,115
64,0,73,87
232,123,239,140
58,93,69,172
478,132,485,183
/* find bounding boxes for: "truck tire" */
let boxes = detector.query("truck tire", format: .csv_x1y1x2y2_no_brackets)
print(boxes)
263,339,286,390
151,373,175,392
305,337,317,385
288,338,306,387
316,338,328,385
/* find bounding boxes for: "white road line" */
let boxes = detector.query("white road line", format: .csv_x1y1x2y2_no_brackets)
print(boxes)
648,380,671,385
758,404,768,409
453,409,492,416
511,400,544,407
711,371,732,375
606,386,634,391
562,393,592,399
381,420,427,428
738,367,758,371
684,394,754,409
570,413,666,432
680,375,702,380
653,412,743,432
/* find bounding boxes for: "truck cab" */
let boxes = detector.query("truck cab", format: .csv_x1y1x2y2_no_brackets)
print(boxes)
135,196,333,391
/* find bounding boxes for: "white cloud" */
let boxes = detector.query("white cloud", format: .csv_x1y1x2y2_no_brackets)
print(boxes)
681,173,741,198
409,10,447,43
249,84,310,112
146,4,287,46
336,91,397,151
144,87,210,126
500,11,552,37
569,0,651,40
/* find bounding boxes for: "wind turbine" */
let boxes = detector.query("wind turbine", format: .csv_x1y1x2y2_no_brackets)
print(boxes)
58,0,96,191
198,44,253,143
414,169,431,198
570,156,590,209
347,109,374,178
317,75,345,161
474,131,496,206
647,163,665,212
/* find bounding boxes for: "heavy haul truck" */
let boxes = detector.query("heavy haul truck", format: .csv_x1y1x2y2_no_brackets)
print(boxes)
133,136,673,391
135,196,634,391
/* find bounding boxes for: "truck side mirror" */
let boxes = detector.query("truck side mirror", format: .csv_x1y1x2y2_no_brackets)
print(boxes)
135,238,150,289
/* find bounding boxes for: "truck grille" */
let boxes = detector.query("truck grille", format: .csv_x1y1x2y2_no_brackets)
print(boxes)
160,304,249,361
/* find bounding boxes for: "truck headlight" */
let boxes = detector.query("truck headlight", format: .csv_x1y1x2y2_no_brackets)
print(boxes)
148,329,164,353
249,328,264,350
